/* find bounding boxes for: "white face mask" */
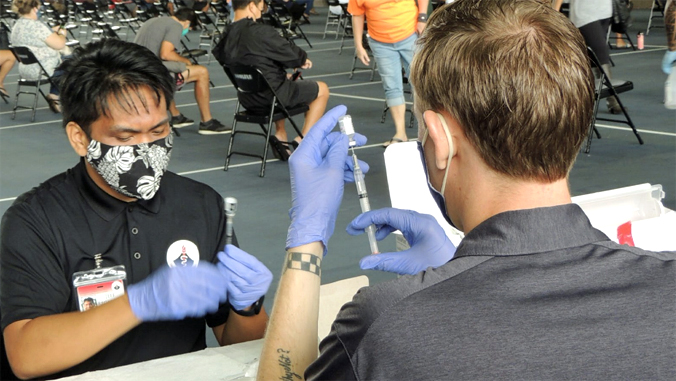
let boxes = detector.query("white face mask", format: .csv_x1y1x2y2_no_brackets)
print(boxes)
85,132,173,200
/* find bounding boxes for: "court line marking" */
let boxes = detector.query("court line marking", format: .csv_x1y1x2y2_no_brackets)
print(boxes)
0,71,366,117
1,82,386,126
609,47,667,56
595,123,676,137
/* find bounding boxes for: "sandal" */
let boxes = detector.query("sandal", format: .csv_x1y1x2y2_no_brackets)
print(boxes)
382,137,405,148
47,98,61,113
269,136,290,161
0,87,9,104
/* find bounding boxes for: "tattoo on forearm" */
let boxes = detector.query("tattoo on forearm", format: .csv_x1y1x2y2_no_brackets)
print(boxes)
277,348,302,380
284,252,321,276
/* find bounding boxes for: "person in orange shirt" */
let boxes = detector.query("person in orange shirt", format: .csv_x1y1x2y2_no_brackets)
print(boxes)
349,0,428,147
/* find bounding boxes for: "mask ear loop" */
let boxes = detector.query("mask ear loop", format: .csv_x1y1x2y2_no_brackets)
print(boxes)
436,113,453,197
421,113,454,196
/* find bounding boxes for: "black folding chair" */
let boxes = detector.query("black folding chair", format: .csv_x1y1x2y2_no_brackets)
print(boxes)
10,46,61,122
223,65,307,177
347,18,377,81
323,0,344,39
266,0,312,48
646,0,665,35
210,0,231,34
585,47,643,154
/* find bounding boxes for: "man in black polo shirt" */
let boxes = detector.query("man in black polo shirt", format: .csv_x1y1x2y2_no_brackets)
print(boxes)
0,39,271,380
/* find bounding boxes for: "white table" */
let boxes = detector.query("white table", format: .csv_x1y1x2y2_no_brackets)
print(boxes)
57,339,263,381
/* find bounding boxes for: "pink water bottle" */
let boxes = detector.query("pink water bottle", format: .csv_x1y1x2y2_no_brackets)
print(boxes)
637,32,644,50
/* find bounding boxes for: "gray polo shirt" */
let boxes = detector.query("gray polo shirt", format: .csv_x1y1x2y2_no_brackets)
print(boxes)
306,204,676,380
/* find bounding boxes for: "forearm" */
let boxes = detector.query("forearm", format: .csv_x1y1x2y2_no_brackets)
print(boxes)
352,15,365,49
4,296,141,379
257,242,323,381
216,307,269,346
552,0,563,11
418,0,429,14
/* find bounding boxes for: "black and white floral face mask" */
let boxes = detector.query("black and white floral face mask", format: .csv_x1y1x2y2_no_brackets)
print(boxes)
85,133,173,200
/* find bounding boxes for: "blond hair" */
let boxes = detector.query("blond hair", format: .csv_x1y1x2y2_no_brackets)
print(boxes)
411,0,594,181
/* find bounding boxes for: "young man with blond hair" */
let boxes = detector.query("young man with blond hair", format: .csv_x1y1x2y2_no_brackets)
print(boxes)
253,0,676,379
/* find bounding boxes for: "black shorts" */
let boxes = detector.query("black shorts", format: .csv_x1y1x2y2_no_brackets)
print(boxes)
240,79,319,113
287,79,319,108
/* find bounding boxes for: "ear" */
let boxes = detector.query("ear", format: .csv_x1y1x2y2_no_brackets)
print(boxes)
422,110,456,171
66,122,90,157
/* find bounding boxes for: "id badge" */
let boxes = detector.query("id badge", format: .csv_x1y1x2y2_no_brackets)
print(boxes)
72,265,127,312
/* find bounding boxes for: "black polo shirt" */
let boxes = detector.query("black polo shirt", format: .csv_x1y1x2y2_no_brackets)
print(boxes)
1,159,233,379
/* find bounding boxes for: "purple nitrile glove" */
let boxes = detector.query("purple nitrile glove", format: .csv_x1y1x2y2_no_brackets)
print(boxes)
217,244,273,311
347,208,456,275
286,105,368,255
127,263,229,321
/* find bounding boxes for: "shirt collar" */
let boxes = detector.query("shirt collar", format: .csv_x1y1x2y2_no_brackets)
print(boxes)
455,204,610,258
73,158,162,221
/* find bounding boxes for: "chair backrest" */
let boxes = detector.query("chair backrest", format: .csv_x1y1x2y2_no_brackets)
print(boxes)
223,64,270,94
10,46,40,66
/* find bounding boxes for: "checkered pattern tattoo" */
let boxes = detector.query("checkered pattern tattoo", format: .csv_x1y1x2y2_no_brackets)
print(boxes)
285,252,321,276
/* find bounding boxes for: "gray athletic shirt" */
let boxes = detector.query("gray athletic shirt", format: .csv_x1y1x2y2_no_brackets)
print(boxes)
306,204,676,379
133,16,183,58
569,0,613,28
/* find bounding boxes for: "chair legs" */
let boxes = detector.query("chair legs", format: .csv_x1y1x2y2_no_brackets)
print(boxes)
224,102,241,172
11,81,20,120
349,55,377,81
225,99,298,177
259,106,277,177
12,78,46,122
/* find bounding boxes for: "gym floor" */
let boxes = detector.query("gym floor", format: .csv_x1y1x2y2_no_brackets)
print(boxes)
0,8,674,347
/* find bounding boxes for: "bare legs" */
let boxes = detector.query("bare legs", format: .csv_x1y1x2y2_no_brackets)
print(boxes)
0,50,17,96
275,81,330,144
390,103,408,142
171,65,214,122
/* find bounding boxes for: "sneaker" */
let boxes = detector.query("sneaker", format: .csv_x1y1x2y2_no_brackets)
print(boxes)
198,119,231,135
170,114,194,128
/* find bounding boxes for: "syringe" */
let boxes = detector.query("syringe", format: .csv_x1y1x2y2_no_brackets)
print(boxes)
338,115,380,255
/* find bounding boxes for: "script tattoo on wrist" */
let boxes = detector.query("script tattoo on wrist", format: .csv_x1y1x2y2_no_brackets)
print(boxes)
277,348,302,380
284,252,321,276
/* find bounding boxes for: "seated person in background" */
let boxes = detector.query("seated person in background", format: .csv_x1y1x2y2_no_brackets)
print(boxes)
134,7,229,134
1,39,271,380
255,0,676,379
10,0,67,113
217,0,329,157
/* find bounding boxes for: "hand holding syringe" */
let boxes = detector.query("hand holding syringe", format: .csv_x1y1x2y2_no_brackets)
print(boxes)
339,115,380,255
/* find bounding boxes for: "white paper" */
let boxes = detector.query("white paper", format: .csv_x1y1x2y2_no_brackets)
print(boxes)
383,141,464,246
